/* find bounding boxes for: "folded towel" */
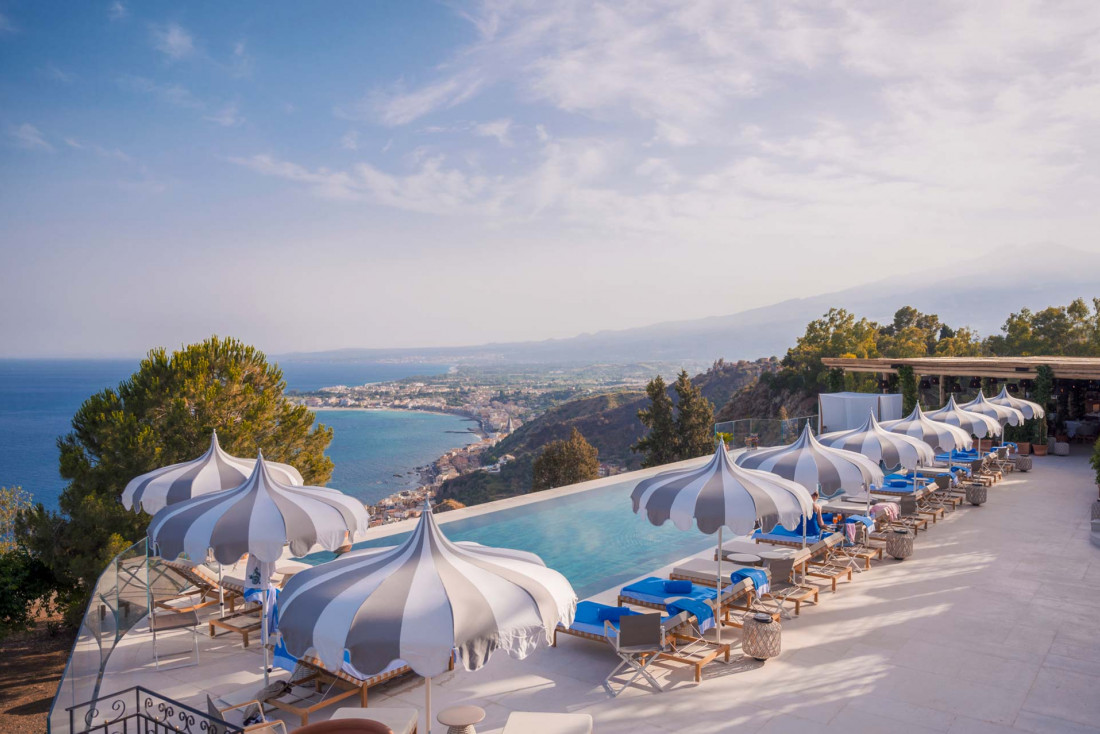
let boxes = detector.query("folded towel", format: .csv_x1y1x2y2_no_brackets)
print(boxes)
598,606,639,623
622,577,675,598
666,596,713,626
664,579,692,594
845,515,875,528
730,568,769,596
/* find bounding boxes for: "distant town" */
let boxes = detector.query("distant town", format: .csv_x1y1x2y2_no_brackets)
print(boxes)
285,362,702,524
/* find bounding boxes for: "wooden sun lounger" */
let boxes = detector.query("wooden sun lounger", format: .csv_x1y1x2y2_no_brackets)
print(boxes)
553,610,730,683
208,606,262,647
267,656,414,726
159,559,244,613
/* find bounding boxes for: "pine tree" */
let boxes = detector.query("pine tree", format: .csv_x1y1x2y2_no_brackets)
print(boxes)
633,375,678,468
673,369,715,460
532,428,600,490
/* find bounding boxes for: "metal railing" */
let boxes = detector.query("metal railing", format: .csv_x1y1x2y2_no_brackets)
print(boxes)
49,539,191,734
67,686,242,734
713,415,817,449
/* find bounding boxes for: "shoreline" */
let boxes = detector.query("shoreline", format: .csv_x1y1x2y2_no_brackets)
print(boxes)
308,404,493,516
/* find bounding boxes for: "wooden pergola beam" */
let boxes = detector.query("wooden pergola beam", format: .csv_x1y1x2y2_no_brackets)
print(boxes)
820,357,1100,382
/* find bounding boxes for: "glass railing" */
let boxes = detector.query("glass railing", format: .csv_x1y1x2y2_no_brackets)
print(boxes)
713,415,817,450
48,539,190,734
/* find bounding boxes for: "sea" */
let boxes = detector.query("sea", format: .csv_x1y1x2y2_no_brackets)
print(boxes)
0,358,476,509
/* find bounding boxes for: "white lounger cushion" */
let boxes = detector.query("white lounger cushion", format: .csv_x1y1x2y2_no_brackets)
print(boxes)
502,712,593,734
332,706,419,734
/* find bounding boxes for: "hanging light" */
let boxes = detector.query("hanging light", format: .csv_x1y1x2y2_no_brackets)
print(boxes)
919,378,931,390
930,377,940,386
1020,379,1033,390
1007,383,1019,394
969,377,982,389
950,383,963,393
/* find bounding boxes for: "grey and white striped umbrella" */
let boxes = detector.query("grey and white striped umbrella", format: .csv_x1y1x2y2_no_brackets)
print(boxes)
880,405,974,453
147,452,368,565
926,396,1002,439
122,431,303,514
277,505,575,730
630,443,813,536
960,392,1025,427
818,411,935,470
988,386,1046,420
735,424,884,495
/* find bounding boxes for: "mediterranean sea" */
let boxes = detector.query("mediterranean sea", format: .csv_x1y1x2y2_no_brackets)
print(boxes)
0,358,463,509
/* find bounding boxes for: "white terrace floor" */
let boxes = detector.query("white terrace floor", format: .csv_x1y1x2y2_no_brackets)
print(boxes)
99,449,1100,734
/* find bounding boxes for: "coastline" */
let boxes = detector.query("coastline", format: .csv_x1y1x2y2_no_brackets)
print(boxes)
309,405,493,518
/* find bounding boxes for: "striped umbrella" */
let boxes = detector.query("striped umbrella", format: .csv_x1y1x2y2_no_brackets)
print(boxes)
988,386,1046,420
630,443,812,642
148,453,369,684
960,392,1025,427
277,504,576,732
818,411,934,470
880,405,974,452
122,431,303,514
735,424,884,496
926,396,1002,439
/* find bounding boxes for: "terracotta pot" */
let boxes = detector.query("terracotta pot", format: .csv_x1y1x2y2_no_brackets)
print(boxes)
1033,443,1048,456
979,439,993,451
1016,442,1031,455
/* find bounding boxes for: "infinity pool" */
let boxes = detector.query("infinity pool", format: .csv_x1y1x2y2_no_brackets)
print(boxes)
307,481,716,599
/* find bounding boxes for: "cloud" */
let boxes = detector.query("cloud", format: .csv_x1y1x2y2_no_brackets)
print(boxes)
230,40,254,77
9,123,53,151
108,2,127,21
340,130,360,151
117,74,204,109
351,73,485,126
473,118,513,146
204,101,244,127
151,22,195,60
0,11,16,33
41,64,75,83
63,137,132,161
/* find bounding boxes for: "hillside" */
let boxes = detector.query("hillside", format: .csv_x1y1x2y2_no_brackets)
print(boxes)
437,358,772,506
281,245,1100,365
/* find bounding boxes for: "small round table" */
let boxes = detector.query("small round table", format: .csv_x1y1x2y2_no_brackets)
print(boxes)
437,705,486,734
726,553,762,567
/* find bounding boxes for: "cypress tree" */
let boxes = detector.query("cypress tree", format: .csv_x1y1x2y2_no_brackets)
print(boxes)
673,369,715,460
634,375,678,468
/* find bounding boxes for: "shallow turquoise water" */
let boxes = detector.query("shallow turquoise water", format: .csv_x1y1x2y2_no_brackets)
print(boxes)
311,481,717,599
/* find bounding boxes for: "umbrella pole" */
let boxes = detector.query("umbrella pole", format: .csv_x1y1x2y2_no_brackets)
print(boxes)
218,564,225,619
425,675,432,734
262,593,269,686
716,527,723,645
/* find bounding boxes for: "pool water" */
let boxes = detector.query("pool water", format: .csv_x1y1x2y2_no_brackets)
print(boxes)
306,481,717,599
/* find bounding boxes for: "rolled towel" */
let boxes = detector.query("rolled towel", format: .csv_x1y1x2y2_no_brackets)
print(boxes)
663,579,693,594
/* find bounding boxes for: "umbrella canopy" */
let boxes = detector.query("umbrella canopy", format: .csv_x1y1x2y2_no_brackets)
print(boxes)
880,405,974,453
147,452,368,564
123,431,303,514
959,392,1025,427
277,504,576,679
926,396,1002,439
735,424,884,495
630,443,813,535
818,412,935,470
988,386,1046,420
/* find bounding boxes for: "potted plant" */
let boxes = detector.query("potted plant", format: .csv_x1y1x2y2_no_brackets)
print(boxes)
1011,422,1030,455
1032,418,1049,456
1031,365,1053,456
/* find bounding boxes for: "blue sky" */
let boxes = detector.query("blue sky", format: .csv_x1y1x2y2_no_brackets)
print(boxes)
2,1,1099,357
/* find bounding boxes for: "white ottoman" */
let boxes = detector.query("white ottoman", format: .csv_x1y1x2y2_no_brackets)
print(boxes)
332,707,419,734
501,712,593,734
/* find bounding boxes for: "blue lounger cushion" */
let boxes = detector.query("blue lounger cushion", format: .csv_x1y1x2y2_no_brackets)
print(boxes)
621,577,720,605
565,600,691,636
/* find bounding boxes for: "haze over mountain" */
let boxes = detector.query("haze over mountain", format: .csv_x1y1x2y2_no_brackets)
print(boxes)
282,245,1099,366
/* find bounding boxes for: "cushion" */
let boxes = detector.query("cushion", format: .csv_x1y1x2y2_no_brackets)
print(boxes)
597,606,639,623
663,579,692,594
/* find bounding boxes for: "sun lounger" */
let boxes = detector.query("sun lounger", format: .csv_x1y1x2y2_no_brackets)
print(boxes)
502,712,593,734
207,694,287,733
158,559,244,613
208,606,263,647
266,655,413,726
753,557,819,618
553,600,730,685
618,575,759,627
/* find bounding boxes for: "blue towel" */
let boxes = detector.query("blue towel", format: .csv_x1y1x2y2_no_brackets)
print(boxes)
664,579,692,594
574,601,637,627
844,515,874,529
770,512,821,537
598,606,639,623
730,568,770,595
666,597,713,626
622,577,674,597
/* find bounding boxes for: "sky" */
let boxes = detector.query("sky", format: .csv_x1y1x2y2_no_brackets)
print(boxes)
2,1,1100,358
